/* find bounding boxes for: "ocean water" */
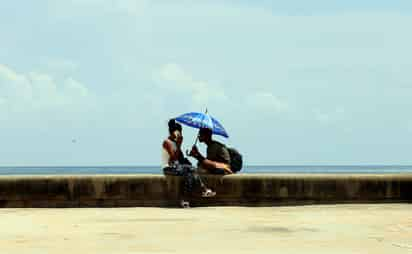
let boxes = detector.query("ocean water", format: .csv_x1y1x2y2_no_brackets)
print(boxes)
0,165,412,175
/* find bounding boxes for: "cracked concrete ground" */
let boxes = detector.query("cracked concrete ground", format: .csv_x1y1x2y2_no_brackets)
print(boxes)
0,204,411,253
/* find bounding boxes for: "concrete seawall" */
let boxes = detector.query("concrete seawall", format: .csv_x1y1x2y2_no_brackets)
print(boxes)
0,174,411,208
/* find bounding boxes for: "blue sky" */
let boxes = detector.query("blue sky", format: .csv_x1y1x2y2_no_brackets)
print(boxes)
1,1,412,166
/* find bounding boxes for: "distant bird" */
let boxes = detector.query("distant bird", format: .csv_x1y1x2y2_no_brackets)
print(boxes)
71,139,77,143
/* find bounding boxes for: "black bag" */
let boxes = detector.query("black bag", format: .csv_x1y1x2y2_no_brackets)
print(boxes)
227,147,243,173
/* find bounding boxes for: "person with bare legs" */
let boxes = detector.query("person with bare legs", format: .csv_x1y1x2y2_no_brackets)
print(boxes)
162,120,216,208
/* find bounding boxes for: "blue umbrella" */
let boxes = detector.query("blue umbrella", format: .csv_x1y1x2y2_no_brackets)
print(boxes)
175,111,229,138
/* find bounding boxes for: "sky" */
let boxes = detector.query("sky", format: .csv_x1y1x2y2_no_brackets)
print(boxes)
1,1,412,166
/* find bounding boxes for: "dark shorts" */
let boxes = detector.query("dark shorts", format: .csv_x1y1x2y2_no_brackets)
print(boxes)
163,165,202,195
163,164,194,176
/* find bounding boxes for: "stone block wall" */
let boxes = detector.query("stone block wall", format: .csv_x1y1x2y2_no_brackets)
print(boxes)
0,174,411,208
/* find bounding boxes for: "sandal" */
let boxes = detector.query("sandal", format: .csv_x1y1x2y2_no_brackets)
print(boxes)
180,200,190,208
202,189,216,198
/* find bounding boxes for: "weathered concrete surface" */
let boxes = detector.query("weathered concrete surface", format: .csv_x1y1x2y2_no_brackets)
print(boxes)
0,174,411,207
0,204,411,254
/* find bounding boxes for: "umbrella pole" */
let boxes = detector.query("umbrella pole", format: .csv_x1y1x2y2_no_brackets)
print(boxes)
186,108,207,155
193,135,199,147
193,108,207,147
186,133,199,157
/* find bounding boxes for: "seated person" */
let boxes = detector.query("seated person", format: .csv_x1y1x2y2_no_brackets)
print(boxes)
189,127,233,175
162,120,216,208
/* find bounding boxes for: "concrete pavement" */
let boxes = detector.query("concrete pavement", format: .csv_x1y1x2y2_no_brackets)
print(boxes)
0,204,411,253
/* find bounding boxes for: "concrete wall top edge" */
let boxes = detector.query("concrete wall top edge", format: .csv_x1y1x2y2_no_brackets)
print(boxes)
0,173,412,181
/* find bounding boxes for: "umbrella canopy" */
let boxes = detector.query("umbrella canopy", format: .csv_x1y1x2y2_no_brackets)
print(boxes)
175,112,229,138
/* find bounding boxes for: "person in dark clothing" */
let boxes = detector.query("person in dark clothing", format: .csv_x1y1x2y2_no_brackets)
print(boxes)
162,120,216,208
189,127,233,175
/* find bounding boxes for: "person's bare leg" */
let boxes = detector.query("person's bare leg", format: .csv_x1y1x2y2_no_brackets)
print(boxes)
199,159,233,174
194,167,216,197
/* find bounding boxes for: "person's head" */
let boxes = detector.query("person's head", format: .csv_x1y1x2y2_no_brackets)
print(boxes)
168,119,182,138
198,127,213,143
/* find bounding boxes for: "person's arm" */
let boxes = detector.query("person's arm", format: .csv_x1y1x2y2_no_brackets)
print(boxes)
163,140,180,162
189,146,205,163
189,146,231,172
189,147,212,169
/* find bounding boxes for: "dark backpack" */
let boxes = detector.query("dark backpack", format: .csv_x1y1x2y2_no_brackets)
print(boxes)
227,147,243,173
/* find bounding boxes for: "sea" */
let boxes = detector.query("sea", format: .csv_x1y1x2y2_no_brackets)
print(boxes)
1,165,412,175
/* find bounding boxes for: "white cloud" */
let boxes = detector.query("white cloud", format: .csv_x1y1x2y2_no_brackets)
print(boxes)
314,110,331,124
0,64,92,115
64,78,89,98
154,64,291,119
157,64,192,89
45,59,78,74
247,92,289,113
0,65,32,102
0,63,167,130
154,63,228,108
314,107,346,124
